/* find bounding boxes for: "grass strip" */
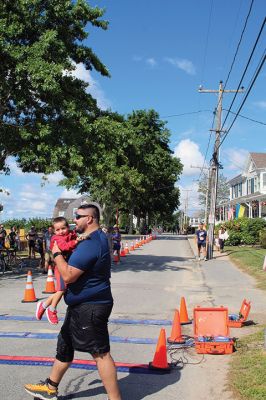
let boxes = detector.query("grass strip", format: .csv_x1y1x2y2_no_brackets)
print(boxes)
229,329,266,400
225,246,266,290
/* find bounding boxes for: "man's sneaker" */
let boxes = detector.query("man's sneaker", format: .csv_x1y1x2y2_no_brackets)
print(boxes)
198,257,201,261
24,379,58,400
46,307,58,325
36,301,46,321
204,257,207,261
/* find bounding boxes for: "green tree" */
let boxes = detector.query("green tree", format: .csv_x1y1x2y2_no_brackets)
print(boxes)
126,110,183,230
198,172,230,219
0,0,109,174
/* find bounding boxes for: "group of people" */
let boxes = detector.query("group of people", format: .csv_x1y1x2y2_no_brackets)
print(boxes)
0,224,20,250
195,222,229,260
24,204,122,400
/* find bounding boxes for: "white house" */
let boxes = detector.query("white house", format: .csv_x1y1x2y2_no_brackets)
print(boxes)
218,152,266,221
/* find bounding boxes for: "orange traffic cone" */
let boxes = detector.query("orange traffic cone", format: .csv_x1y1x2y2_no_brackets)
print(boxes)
124,242,130,254
113,251,119,263
134,239,139,249
21,270,38,303
168,309,185,344
130,241,134,251
42,265,56,294
138,238,142,246
149,328,171,372
180,296,192,325
120,243,126,257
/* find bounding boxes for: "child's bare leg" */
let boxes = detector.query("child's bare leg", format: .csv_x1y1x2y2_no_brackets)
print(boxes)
50,291,64,310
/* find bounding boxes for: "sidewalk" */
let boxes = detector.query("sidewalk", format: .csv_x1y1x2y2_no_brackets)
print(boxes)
187,234,266,326
187,234,230,261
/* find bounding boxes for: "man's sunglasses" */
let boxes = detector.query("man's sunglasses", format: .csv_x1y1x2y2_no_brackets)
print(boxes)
74,214,93,220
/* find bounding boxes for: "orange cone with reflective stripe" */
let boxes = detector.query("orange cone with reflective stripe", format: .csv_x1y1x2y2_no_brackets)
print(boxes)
180,296,192,324
130,241,134,251
120,243,126,257
113,251,119,263
42,265,56,294
149,328,170,372
125,242,130,254
21,270,38,303
168,309,185,343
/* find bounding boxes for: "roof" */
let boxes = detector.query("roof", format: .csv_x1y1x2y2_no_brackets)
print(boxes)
228,174,242,185
54,198,76,211
250,152,266,169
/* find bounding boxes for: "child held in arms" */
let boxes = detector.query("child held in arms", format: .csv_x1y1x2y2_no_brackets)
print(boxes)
35,217,81,324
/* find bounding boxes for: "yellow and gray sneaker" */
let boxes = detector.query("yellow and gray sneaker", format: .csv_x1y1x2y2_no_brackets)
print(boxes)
24,379,58,400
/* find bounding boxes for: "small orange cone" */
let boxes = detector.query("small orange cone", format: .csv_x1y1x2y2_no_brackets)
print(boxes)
130,241,134,251
42,265,56,294
168,309,185,344
21,270,38,303
120,243,126,257
149,328,171,372
180,296,192,325
124,242,130,254
113,251,119,263
134,239,139,249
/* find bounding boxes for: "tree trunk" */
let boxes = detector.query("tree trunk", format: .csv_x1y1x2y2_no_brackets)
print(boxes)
129,208,134,234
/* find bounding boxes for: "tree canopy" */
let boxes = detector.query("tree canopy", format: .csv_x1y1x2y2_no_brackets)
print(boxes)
0,0,109,173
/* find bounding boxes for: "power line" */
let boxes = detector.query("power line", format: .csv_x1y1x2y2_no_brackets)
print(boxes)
222,17,266,130
219,51,266,149
197,110,216,182
223,109,266,126
223,0,255,89
162,110,212,118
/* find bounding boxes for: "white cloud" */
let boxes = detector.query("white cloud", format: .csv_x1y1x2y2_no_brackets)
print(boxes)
60,188,80,199
178,181,201,215
222,148,248,171
146,58,157,67
72,63,111,110
174,139,204,176
254,101,266,110
165,57,196,75
42,172,64,185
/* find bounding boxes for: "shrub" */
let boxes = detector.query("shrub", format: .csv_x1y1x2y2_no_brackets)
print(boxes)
260,229,266,249
217,218,266,246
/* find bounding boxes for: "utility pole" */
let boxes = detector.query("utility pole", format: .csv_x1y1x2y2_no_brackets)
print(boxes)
190,165,210,225
182,189,192,234
199,81,244,259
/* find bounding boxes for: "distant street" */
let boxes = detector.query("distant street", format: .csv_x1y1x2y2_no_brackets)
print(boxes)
0,235,265,400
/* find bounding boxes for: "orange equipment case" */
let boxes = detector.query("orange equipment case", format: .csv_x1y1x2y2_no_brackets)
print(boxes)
194,306,235,355
228,299,251,328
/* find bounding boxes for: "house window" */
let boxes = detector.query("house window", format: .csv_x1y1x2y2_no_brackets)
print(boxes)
238,183,242,197
263,173,266,189
247,179,251,195
59,211,65,217
254,177,259,192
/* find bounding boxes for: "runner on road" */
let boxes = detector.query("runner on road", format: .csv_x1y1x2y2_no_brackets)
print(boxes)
195,222,207,261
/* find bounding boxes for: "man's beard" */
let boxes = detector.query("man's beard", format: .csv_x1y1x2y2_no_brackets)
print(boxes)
75,226,85,234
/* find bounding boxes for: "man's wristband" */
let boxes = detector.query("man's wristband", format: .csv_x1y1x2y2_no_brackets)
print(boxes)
53,252,62,258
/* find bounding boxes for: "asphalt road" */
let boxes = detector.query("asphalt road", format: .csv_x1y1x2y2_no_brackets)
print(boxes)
0,235,265,399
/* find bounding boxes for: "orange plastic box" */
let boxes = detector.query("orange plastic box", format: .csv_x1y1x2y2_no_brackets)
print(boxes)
228,299,251,328
194,306,235,355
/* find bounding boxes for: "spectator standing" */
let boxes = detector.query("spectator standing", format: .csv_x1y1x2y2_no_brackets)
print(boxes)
24,204,121,400
26,226,37,259
44,226,54,272
112,226,121,263
195,222,208,261
218,226,229,253
8,226,19,251
0,224,7,249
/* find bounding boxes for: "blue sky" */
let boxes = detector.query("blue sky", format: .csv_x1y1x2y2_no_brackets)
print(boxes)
0,0,265,219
